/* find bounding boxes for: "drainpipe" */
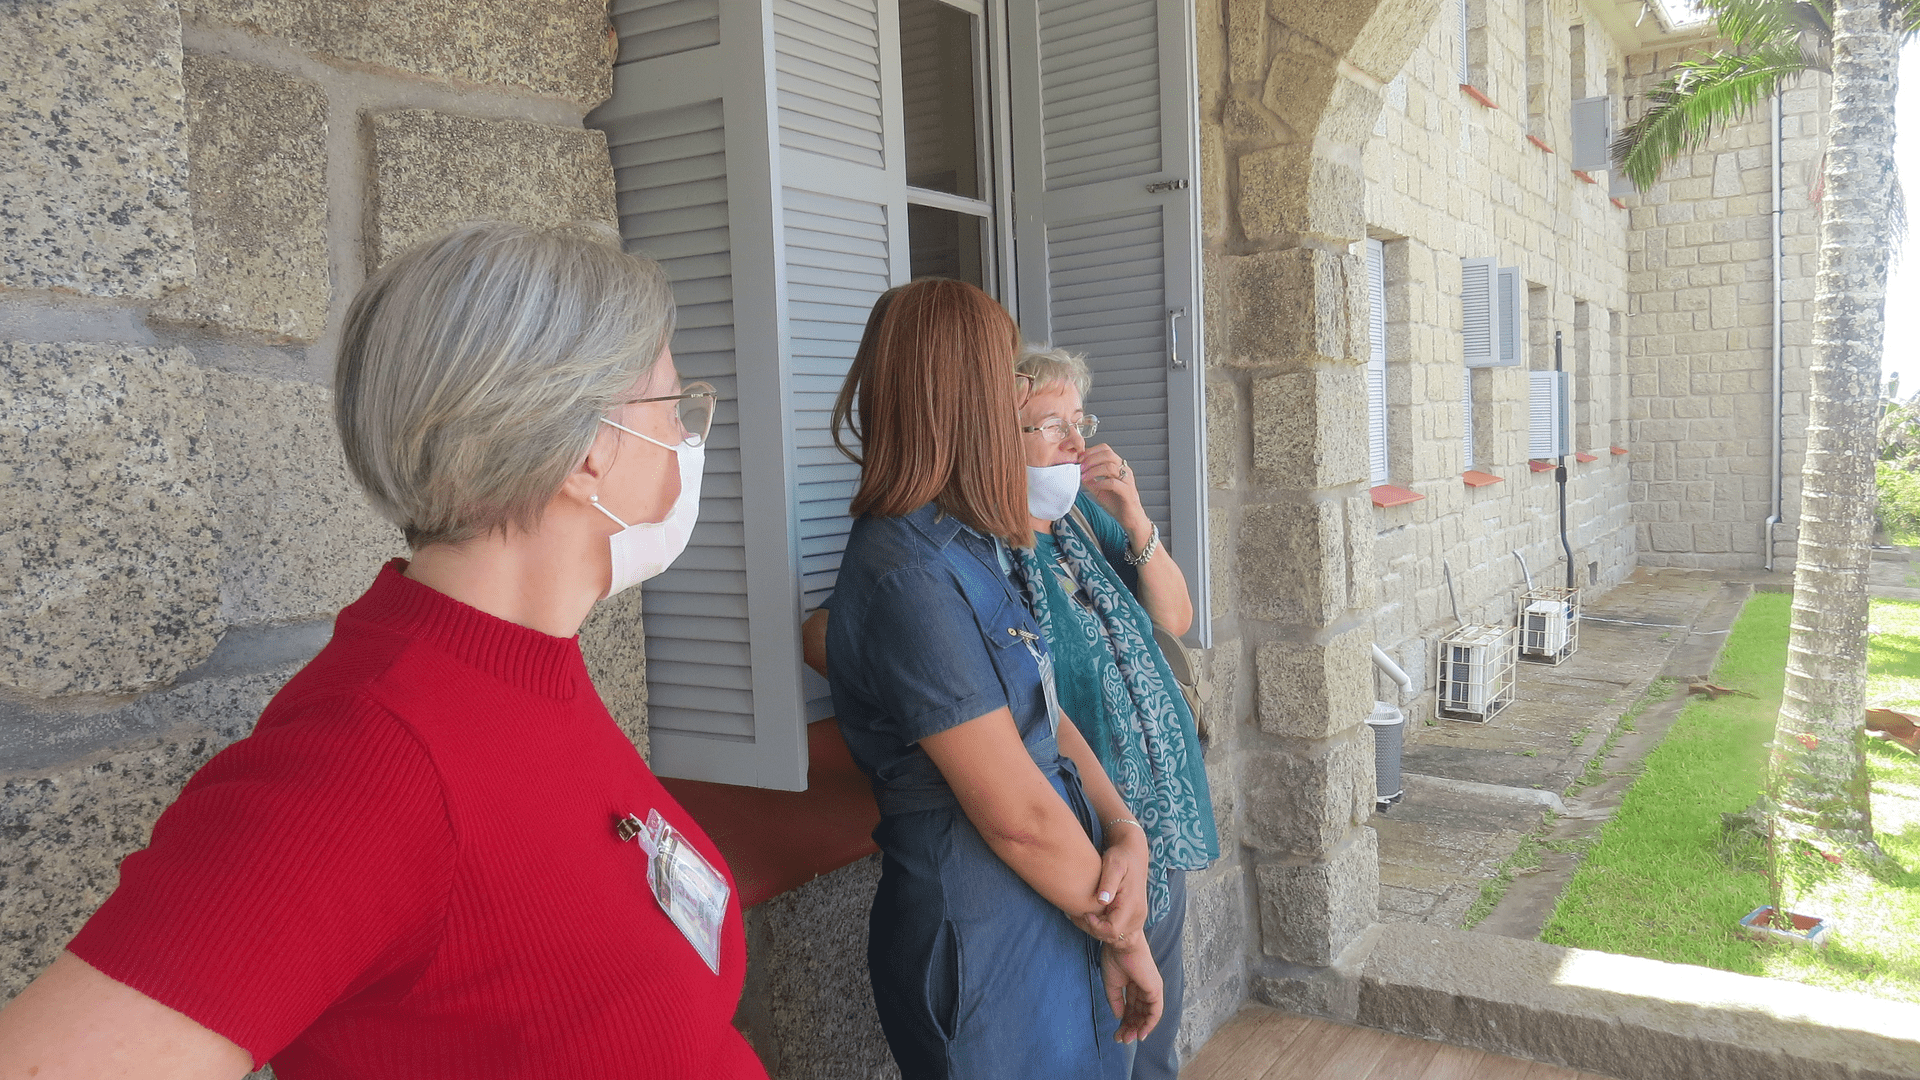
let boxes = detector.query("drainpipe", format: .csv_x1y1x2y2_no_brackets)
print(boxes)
1764,89,1785,571
1371,644,1414,691
1556,330,1575,588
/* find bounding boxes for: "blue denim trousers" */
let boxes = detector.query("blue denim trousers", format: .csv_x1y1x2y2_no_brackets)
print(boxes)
866,766,1129,1080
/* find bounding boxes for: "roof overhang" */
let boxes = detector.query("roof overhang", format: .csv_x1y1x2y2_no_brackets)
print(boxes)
1589,0,1722,54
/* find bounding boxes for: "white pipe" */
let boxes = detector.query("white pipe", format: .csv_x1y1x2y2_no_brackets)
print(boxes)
1372,644,1414,690
1764,89,1785,570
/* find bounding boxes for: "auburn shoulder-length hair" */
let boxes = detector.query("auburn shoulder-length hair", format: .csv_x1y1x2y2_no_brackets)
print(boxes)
830,278,1029,547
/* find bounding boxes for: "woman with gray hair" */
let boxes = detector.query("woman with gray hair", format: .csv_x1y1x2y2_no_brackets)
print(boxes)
0,222,768,1080
1012,344,1218,1080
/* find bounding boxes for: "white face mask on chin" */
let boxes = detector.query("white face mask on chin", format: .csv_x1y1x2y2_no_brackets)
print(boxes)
590,419,705,598
1026,462,1081,522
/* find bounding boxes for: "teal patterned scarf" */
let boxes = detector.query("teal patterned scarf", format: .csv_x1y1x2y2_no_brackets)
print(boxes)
1009,516,1216,926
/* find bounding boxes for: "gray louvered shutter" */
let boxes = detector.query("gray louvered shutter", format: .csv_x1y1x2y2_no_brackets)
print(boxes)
1366,239,1388,485
592,0,905,789
1496,264,1523,367
1528,369,1569,458
775,0,908,729
1009,0,1212,645
1462,257,1494,367
1570,95,1611,171
1457,0,1470,85
1462,368,1475,471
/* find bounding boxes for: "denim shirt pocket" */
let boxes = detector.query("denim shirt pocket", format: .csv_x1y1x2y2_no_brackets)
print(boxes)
969,595,1049,734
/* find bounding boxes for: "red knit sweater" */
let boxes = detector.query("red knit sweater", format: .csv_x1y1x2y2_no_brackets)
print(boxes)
71,563,767,1079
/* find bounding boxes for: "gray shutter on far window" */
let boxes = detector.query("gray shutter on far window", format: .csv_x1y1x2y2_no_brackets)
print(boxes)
1366,239,1388,485
1462,368,1475,471
1010,0,1212,646
1496,265,1523,367
1528,369,1570,458
1462,257,1494,367
1570,95,1612,172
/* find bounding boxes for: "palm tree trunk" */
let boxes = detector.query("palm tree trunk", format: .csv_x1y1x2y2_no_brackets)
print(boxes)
1769,0,1897,895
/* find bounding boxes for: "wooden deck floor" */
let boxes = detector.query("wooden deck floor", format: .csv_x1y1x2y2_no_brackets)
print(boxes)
1184,1007,1618,1080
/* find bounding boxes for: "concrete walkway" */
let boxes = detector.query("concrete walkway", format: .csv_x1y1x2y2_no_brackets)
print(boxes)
1370,566,1784,931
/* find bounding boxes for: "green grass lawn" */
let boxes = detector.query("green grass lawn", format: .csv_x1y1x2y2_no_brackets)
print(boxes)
1540,591,1920,1003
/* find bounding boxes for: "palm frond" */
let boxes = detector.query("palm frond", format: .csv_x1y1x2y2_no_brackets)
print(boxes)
1612,44,1811,191
1704,0,1825,47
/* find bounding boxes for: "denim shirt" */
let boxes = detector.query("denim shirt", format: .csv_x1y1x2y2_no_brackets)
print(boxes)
825,503,1068,816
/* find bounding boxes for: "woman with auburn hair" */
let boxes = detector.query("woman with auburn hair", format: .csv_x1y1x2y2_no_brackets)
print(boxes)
823,278,1161,1079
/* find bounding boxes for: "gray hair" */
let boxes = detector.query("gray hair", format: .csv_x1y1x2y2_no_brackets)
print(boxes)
335,221,677,547
1015,343,1091,398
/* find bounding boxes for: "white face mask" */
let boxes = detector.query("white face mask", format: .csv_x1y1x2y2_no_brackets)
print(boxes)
590,419,705,598
1027,462,1081,522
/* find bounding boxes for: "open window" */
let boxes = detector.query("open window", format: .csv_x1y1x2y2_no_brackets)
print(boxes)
591,0,1212,786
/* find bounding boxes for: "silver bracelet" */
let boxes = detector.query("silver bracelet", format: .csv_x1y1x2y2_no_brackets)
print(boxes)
1123,524,1159,566
1103,817,1144,836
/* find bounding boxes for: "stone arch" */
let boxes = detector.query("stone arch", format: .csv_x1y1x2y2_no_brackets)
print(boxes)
1194,0,1447,1016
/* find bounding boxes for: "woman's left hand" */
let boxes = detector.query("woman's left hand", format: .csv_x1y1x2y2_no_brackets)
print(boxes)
1078,443,1147,532
1077,822,1148,945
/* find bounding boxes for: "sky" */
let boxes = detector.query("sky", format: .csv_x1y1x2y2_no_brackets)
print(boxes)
1884,47,1920,396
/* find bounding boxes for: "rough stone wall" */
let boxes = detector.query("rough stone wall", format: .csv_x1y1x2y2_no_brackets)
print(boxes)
0,0,637,1017
1192,0,1442,1038
1360,0,1637,722
1620,48,1827,570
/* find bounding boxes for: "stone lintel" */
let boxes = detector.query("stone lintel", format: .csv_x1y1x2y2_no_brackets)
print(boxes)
0,343,222,697
150,55,331,342
186,0,615,106
366,110,618,268
1,0,195,299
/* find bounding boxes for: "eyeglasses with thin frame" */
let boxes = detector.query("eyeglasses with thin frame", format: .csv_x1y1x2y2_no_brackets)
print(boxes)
618,381,718,448
1015,372,1035,401
1021,414,1099,444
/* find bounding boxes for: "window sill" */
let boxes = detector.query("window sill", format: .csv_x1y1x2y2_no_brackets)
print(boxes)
1572,169,1598,184
1462,470,1503,487
1611,445,1629,455
1574,451,1599,463
1370,483,1425,507
1459,83,1499,109
1527,134,1554,154
1529,459,1557,473
1611,196,1627,209
659,718,879,909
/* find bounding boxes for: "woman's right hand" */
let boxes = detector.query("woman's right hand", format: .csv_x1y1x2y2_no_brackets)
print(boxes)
1099,938,1163,1044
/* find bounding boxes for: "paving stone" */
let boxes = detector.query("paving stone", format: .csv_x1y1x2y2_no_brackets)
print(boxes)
187,0,614,105
0,0,194,298
0,343,221,697
150,56,330,341
365,110,618,268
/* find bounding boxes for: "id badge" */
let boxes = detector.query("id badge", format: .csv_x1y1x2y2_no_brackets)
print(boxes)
617,809,729,973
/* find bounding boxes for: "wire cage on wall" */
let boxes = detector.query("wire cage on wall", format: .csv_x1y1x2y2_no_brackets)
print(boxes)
1435,623,1517,724
1517,586,1580,665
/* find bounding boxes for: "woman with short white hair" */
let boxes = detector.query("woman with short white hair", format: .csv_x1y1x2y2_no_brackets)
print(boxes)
1013,343,1217,1080
0,222,768,1080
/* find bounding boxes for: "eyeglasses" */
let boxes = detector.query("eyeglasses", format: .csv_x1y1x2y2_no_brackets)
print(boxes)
619,381,718,447
1022,414,1099,443
1015,372,1034,402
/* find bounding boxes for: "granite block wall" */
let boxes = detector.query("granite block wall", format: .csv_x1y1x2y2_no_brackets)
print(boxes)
1357,0,1638,727
0,0,633,1030
1619,48,1827,570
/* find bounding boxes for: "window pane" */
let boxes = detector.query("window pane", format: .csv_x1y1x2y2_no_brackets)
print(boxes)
899,0,980,198
908,203,986,288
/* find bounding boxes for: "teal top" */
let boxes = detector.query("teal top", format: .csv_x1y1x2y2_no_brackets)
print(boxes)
1025,494,1218,924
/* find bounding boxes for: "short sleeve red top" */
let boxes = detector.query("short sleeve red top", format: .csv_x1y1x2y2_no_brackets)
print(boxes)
70,562,768,1080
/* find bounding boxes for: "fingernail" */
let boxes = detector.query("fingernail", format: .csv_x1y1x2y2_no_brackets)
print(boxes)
1098,890,1113,904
